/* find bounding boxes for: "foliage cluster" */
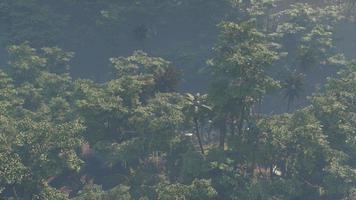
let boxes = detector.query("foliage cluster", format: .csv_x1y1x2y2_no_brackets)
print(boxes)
0,0,355,199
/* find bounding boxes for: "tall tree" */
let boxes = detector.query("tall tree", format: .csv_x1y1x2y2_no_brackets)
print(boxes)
282,71,305,112
183,93,211,155
208,19,279,146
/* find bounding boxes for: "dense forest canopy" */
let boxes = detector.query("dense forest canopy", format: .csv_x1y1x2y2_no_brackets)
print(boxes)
0,0,356,199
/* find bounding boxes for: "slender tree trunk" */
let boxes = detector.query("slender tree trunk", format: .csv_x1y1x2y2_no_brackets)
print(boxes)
270,163,274,179
219,118,227,149
280,160,287,178
13,186,19,200
194,117,205,155
250,151,256,178
238,105,246,136
286,97,293,112
257,98,263,119
249,137,258,178
230,115,236,136
207,125,212,143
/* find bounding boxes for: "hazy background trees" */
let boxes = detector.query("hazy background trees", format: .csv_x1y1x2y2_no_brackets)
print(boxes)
0,0,356,199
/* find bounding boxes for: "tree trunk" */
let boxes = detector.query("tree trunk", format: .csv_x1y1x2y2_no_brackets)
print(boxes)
13,186,19,200
219,118,227,149
286,97,293,112
270,163,274,179
194,117,205,155
237,104,246,136
249,139,258,178
230,115,236,136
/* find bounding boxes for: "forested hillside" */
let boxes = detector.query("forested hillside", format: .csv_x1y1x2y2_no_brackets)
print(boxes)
0,0,356,199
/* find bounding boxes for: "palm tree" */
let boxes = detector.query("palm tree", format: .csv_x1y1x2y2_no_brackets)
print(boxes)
282,71,305,112
184,93,212,155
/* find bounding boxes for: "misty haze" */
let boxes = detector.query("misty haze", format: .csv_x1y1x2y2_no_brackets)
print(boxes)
0,0,355,199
